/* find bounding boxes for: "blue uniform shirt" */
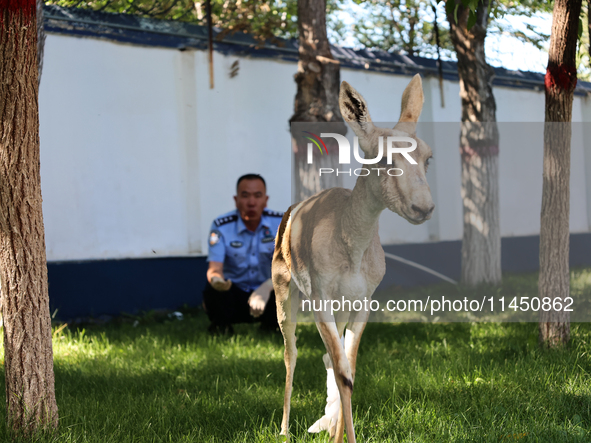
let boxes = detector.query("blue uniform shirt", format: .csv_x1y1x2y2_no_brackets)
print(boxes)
207,209,284,292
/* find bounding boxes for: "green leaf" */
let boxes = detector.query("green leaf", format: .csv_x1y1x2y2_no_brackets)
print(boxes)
578,16,583,40
446,0,455,18
467,9,477,29
461,0,470,7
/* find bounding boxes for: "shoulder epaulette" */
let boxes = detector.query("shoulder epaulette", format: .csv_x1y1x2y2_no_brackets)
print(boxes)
214,214,238,227
264,210,284,218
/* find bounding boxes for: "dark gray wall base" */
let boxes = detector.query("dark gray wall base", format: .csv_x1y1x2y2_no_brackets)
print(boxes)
48,257,209,321
380,232,591,288
48,233,591,321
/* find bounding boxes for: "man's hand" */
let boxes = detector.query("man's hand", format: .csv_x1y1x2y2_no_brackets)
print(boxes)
211,276,232,291
208,262,231,291
249,279,273,318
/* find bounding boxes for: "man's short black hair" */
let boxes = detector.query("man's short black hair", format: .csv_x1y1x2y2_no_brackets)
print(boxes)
236,174,266,191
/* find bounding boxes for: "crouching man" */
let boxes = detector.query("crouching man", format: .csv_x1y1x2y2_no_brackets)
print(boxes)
203,174,282,334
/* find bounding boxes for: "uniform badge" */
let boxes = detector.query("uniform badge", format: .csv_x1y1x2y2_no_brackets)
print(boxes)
262,228,275,243
230,241,243,248
209,230,221,246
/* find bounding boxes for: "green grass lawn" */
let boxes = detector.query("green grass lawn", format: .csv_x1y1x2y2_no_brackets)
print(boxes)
1,270,591,442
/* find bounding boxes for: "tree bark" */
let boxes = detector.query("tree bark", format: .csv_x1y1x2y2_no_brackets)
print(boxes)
290,0,346,202
588,0,590,63
0,0,58,433
447,1,501,286
36,0,45,85
539,0,582,347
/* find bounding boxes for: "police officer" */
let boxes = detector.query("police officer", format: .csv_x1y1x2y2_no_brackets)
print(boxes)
203,174,283,334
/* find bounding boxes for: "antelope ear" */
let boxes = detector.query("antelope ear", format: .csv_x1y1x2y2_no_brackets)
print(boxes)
395,74,424,133
339,81,373,136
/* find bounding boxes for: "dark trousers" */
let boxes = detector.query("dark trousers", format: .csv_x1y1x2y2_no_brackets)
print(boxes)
202,282,278,329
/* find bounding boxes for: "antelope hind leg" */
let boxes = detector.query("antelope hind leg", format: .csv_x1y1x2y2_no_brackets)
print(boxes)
277,284,299,440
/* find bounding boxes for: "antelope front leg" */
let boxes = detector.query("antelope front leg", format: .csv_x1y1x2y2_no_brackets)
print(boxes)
315,311,356,443
334,309,370,443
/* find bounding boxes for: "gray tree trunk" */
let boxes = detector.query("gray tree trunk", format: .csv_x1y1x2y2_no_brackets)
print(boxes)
539,0,582,347
0,0,59,433
447,1,501,286
290,0,346,202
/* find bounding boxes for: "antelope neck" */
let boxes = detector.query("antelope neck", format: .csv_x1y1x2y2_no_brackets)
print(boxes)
340,176,385,267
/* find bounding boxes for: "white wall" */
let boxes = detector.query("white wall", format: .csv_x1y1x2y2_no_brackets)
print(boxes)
39,31,591,261
41,35,190,261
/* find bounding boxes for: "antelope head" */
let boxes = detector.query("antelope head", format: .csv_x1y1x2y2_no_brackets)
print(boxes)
339,74,435,225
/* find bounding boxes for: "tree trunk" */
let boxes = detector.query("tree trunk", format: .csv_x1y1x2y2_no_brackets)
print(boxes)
588,0,591,62
36,0,45,85
447,1,501,286
290,0,346,202
0,0,59,433
539,0,582,347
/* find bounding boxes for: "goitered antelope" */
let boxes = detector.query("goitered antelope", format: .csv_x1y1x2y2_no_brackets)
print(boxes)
272,74,434,443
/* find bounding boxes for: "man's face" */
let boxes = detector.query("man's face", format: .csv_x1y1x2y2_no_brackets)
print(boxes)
234,179,268,224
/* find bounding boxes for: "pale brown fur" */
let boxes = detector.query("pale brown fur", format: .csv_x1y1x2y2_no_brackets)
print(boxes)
273,74,434,443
